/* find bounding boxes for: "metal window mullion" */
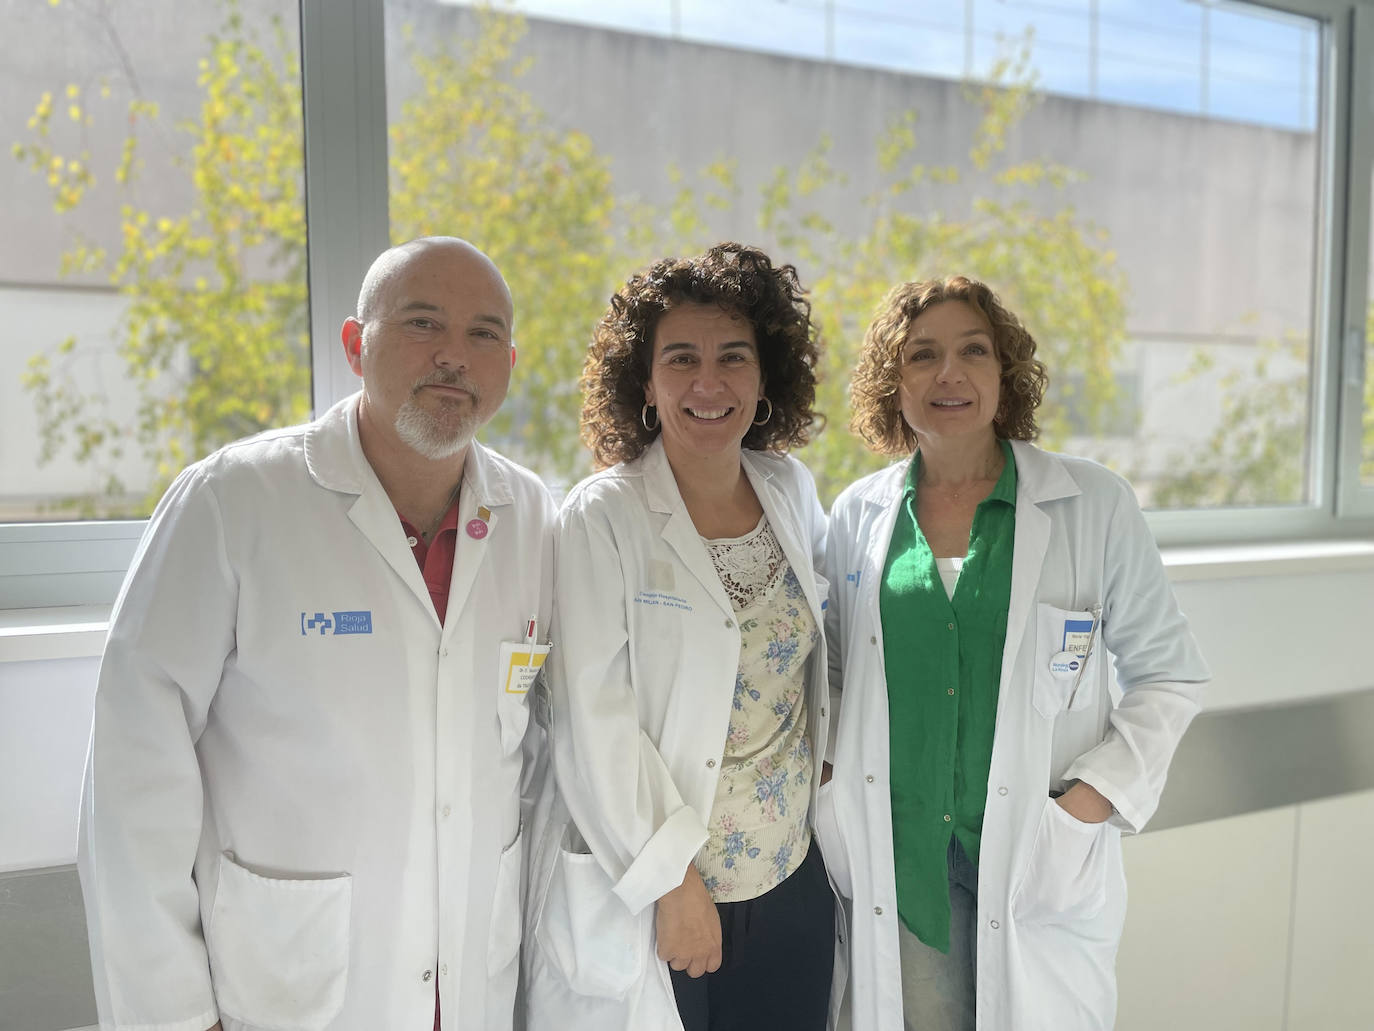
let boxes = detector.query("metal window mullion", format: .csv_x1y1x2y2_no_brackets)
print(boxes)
300,0,391,415
1336,1,1374,515
1302,3,1348,518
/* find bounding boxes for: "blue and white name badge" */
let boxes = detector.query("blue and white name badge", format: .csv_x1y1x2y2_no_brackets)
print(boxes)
1049,617,1096,678
1061,618,1094,655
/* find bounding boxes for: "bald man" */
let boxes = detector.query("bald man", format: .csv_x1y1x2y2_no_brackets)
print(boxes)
78,238,556,1031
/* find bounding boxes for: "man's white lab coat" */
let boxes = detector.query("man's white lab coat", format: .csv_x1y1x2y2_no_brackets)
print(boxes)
78,394,556,1031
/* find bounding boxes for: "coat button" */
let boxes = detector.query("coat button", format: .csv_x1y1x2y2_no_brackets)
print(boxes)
865,774,875,783
990,920,1000,930
441,964,448,976
441,805,451,817
947,622,955,631
821,707,827,717
947,688,955,696
943,814,952,822
998,786,1008,796
422,969,433,982
406,535,418,547
870,635,877,645
707,759,716,768
725,619,734,629
874,906,883,916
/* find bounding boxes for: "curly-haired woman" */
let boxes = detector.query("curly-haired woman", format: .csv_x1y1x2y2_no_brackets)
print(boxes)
820,276,1209,1030
526,243,840,1031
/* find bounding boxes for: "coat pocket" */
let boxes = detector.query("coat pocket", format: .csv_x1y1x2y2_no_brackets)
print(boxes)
1010,796,1109,925
208,852,351,1031
534,838,647,1000
485,824,525,1027
1032,602,1100,718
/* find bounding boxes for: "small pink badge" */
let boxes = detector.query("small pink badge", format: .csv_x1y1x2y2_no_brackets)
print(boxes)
466,518,489,540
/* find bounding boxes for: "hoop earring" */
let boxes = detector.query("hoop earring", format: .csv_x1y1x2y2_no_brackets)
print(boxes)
641,403,659,431
752,397,774,426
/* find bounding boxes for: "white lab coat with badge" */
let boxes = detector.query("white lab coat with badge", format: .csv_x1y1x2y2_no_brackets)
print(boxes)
523,438,841,1031
78,394,555,1031
820,441,1209,1031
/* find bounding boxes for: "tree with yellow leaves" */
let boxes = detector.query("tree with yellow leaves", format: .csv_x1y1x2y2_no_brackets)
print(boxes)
17,0,308,514
15,1,1134,514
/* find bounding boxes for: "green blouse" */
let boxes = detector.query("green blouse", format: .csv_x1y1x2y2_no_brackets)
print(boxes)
879,440,1016,952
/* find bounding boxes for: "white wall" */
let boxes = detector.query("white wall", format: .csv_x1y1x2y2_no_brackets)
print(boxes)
1118,789,1374,1031
0,654,97,872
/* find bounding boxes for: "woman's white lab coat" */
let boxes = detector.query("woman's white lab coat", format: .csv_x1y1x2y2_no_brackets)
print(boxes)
78,395,555,1031
819,441,1209,1031
524,439,840,1031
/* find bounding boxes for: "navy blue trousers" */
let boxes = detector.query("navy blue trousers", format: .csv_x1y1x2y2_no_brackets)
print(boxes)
670,840,835,1031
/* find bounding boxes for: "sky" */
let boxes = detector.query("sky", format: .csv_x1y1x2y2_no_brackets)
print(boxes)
443,0,1320,131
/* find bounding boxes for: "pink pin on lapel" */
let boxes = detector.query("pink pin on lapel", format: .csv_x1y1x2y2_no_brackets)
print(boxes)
466,505,492,540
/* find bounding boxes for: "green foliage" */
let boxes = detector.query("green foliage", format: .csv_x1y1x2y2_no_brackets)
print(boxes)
1148,294,1374,508
389,8,621,476
1149,333,1309,509
17,0,308,516
16,3,1127,513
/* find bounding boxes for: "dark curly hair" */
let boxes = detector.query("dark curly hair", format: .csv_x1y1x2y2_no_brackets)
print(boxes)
581,243,821,469
850,275,1047,455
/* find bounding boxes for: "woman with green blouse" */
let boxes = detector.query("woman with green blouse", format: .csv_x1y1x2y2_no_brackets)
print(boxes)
819,276,1209,1030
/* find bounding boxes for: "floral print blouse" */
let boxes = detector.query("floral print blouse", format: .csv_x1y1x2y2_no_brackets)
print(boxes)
696,516,818,903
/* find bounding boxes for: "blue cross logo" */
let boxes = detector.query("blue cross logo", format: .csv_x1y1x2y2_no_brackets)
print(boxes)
303,612,333,635
299,610,372,636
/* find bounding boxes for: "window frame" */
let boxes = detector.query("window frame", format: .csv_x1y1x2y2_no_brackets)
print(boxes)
1,0,1372,609
1146,0,1374,545
1334,0,1374,518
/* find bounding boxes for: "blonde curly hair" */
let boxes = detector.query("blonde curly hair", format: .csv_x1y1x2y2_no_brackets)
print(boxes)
850,275,1047,455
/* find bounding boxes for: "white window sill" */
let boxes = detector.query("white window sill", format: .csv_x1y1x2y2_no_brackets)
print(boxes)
1161,538,1374,581
2,540,1373,664
0,605,112,663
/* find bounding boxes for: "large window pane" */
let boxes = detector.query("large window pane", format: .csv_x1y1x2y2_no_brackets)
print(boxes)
1,0,307,521
384,0,1321,509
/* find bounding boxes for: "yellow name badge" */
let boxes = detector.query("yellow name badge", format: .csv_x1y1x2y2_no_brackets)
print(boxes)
498,640,551,695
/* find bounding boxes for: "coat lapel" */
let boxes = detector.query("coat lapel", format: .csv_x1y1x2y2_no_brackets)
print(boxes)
857,462,908,608
442,443,514,634
997,441,1083,691
641,441,737,619
304,395,512,631
304,395,441,626
348,478,442,627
